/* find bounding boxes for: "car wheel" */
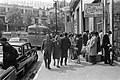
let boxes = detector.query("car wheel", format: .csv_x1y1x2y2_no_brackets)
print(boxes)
34,52,38,62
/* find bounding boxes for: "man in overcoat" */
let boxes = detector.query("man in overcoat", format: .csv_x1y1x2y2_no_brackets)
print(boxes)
41,34,53,69
0,38,18,69
60,33,71,66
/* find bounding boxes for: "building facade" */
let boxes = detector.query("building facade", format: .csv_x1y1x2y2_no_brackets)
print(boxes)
0,3,49,31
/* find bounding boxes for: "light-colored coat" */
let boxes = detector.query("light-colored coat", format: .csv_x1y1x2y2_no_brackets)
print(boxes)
89,36,97,56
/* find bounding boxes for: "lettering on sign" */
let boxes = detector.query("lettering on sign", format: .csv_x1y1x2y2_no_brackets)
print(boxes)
84,3,103,17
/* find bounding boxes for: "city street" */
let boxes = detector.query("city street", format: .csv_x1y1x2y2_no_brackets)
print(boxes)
19,50,43,80
33,57,120,80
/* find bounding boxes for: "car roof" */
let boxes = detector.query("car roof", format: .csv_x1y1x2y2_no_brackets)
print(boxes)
0,41,28,46
9,41,28,46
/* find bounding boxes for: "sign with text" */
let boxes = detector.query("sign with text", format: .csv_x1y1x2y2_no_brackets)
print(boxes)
84,3,103,17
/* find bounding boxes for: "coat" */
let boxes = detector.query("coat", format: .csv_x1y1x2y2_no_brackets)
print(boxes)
53,40,61,59
42,39,53,59
61,36,71,58
3,42,18,69
76,37,82,55
89,36,97,56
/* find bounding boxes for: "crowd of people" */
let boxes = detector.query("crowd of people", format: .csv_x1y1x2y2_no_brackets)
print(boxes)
41,30,114,69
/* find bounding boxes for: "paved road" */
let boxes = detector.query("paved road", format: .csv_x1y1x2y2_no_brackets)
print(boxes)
20,50,43,80
33,56,120,80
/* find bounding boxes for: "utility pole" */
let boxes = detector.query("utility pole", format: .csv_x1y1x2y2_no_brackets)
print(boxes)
54,2,57,34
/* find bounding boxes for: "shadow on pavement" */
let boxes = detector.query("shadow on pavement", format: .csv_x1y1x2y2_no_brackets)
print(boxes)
114,62,120,67
50,64,84,73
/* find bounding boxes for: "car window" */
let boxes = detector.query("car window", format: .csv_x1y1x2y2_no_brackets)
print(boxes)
24,45,28,52
27,43,31,50
13,46,22,56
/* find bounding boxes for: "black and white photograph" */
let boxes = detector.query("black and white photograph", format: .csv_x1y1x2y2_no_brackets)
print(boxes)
0,0,120,80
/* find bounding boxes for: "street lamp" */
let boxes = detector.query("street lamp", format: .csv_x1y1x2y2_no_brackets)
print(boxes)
53,0,58,34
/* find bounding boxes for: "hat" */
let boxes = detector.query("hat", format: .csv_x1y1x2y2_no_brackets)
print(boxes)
0,37,7,42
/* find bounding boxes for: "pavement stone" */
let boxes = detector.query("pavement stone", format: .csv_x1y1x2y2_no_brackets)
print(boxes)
33,57,120,80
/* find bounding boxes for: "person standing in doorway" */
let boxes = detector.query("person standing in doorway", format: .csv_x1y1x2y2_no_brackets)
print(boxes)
60,33,71,66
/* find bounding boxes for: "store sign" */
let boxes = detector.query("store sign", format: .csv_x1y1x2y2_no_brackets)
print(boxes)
84,3,103,17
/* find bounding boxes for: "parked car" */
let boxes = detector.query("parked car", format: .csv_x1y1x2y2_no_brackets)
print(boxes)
0,66,17,80
0,41,38,78
9,37,28,42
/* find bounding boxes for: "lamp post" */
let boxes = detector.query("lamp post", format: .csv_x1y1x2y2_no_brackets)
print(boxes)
53,0,58,34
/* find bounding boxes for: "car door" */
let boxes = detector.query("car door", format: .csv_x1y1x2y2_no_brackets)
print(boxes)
17,46,27,70
27,43,35,62
24,43,33,67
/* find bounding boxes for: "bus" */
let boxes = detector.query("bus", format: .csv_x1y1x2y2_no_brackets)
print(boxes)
27,24,52,49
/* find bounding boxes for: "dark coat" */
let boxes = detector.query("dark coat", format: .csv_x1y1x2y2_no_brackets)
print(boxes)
42,39,53,59
3,42,18,69
102,34,110,50
53,40,61,59
61,37,71,58
83,34,88,46
97,36,101,52
76,37,82,55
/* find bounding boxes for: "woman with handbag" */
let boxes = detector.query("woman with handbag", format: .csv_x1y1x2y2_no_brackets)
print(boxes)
68,34,75,62
53,35,62,68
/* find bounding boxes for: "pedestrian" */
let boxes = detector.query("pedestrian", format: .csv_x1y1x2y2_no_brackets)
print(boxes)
102,31,112,65
53,35,61,68
68,33,75,62
0,37,18,69
99,30,103,46
76,34,82,64
89,32,97,65
95,32,101,53
60,33,71,66
86,33,92,62
82,32,88,46
41,34,53,69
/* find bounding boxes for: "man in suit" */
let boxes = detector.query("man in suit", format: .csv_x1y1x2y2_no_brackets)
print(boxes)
102,31,112,65
60,33,71,66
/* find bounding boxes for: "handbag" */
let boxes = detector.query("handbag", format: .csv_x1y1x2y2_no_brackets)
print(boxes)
81,46,86,54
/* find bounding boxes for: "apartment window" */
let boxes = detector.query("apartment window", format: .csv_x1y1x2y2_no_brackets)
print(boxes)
33,10,39,17
0,7,6,12
19,9,24,14
42,11,46,16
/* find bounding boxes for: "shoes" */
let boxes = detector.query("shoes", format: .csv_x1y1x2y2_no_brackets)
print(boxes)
104,62,109,64
47,67,51,69
77,61,81,64
45,64,47,68
54,63,55,66
57,66,60,68
92,63,96,65
109,63,114,66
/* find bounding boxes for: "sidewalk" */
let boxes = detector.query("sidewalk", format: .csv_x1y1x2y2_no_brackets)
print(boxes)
33,57,120,80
